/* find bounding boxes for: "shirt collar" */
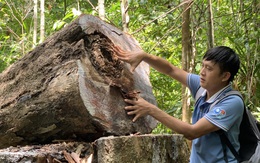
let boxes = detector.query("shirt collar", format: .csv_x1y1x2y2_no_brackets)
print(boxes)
203,83,232,103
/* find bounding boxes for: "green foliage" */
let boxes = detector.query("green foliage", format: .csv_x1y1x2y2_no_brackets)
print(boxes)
52,8,82,31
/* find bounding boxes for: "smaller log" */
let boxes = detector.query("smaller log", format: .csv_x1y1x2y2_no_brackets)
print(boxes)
95,134,190,163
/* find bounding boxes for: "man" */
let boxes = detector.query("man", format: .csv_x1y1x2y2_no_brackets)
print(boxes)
114,45,243,163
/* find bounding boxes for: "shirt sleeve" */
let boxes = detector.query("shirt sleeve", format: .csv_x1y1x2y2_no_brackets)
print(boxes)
204,95,244,131
187,73,201,99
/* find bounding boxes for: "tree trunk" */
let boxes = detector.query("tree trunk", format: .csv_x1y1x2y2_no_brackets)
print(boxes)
98,0,105,20
40,0,45,43
181,0,192,149
120,0,129,32
0,14,157,149
33,0,38,48
95,134,190,163
207,0,214,48
181,0,192,124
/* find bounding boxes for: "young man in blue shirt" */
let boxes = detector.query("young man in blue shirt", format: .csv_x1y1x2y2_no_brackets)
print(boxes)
114,46,243,163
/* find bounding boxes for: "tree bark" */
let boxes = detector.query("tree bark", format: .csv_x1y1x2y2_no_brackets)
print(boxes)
181,0,192,124
120,0,129,32
181,0,193,149
40,0,45,43
207,0,214,48
33,0,38,47
0,14,157,149
98,0,105,20
95,134,190,163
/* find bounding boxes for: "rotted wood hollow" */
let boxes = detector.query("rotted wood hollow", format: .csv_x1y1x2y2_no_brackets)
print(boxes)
0,14,157,149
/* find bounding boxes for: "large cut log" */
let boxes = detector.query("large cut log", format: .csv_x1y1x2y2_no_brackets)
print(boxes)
0,14,157,149
0,134,190,163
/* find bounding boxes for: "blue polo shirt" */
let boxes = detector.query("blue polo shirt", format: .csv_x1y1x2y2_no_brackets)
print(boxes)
188,74,244,163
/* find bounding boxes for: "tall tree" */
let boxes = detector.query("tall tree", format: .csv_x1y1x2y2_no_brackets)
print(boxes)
181,0,192,124
33,0,38,47
207,0,214,48
98,0,105,20
40,0,45,43
120,0,129,32
237,0,259,106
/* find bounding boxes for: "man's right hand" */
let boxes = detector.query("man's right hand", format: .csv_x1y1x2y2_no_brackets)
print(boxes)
113,45,146,73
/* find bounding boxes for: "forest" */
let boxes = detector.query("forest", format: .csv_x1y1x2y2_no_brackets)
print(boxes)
0,0,259,134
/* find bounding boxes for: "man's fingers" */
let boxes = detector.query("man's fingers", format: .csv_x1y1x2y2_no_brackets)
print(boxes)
132,114,140,122
130,63,139,72
124,99,136,105
124,107,142,122
124,107,138,122
113,45,125,56
114,50,128,61
126,110,136,115
112,45,140,73
114,45,122,51
124,106,133,111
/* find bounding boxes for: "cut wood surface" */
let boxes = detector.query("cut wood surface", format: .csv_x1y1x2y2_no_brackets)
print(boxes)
95,134,190,163
0,14,157,149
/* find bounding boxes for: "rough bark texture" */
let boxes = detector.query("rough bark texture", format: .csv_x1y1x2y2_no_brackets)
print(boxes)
0,134,190,163
94,134,190,163
0,14,157,149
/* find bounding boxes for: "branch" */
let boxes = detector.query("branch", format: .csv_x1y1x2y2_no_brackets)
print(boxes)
4,0,23,28
148,1,194,52
86,0,117,27
131,0,193,35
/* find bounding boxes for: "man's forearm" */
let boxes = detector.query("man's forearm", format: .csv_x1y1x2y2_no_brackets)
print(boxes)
143,53,175,75
149,106,197,140
142,53,188,86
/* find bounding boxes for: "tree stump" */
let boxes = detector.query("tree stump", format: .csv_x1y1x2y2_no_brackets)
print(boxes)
94,134,190,163
0,14,157,149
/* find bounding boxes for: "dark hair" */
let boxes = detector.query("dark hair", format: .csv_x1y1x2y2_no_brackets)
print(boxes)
203,46,240,82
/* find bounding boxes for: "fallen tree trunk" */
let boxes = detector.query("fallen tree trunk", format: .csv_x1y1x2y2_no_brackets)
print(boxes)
0,14,157,149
